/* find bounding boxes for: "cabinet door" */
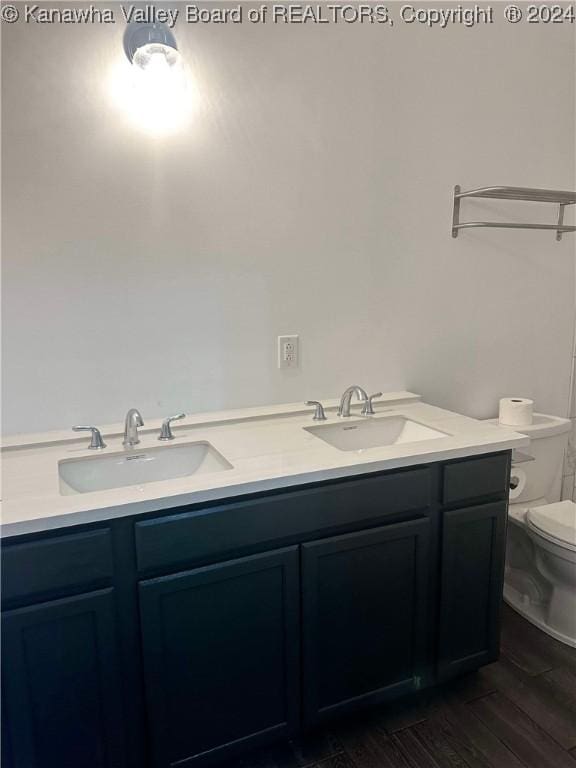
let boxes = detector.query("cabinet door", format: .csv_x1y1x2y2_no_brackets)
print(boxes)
2,588,126,768
139,546,300,768
438,502,507,681
302,519,431,727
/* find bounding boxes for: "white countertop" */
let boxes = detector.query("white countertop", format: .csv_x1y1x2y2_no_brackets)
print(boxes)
1,392,528,537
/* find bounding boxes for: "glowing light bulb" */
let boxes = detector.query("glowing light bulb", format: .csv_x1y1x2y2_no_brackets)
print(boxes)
130,43,191,136
132,42,180,81
111,25,196,137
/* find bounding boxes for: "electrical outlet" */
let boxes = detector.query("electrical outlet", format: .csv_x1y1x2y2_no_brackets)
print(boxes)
277,335,299,370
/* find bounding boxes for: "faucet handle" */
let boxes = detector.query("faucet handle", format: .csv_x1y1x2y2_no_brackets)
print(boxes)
305,401,327,421
158,413,186,441
361,392,383,416
73,425,106,450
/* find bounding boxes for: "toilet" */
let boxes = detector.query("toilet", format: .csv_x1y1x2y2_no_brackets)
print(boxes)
490,413,576,647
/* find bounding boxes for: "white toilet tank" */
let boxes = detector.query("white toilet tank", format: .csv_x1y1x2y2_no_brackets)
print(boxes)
488,414,571,504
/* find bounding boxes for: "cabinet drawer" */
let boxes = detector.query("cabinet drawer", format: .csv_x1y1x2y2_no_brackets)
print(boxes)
135,468,432,574
442,453,510,506
1,529,114,604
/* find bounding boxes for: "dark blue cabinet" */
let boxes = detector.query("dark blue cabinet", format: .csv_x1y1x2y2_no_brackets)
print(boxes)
2,588,126,768
139,546,300,768
301,518,431,726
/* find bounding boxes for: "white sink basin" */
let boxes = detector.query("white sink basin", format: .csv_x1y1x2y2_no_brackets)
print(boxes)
305,415,449,452
59,442,233,495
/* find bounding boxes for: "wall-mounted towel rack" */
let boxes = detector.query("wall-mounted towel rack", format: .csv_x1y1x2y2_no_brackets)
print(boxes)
452,186,576,242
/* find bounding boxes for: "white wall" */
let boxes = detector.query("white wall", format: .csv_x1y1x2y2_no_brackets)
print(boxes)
2,4,575,435
562,281,576,500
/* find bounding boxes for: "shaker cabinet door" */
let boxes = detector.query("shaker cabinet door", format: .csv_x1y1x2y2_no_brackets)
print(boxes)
2,588,126,768
438,502,507,680
301,518,431,727
139,546,300,768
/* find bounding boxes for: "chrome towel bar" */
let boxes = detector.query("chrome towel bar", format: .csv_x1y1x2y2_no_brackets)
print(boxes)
452,185,576,242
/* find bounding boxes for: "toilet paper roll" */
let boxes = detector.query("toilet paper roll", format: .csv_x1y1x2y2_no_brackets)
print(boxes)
499,397,534,427
509,468,527,501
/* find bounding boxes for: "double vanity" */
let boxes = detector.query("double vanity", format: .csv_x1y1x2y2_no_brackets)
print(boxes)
1,391,528,768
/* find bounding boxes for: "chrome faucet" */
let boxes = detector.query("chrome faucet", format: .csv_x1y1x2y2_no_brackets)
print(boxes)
123,408,144,447
338,385,368,417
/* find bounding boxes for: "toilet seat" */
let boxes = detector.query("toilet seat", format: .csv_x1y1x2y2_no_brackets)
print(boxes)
526,501,576,552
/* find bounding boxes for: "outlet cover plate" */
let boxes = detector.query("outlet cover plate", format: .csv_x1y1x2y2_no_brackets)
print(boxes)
278,335,299,370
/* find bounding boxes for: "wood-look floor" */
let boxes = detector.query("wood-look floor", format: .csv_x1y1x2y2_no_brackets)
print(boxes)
223,604,576,768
